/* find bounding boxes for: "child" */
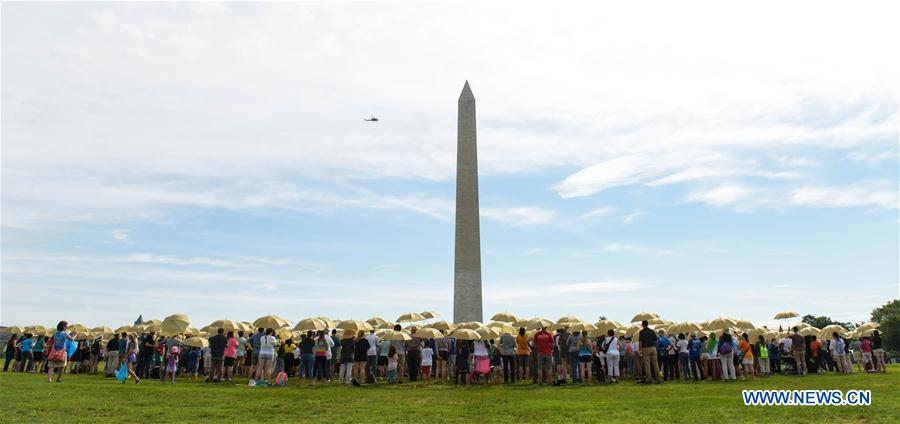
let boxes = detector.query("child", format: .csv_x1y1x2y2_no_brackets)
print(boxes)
188,347,201,380
421,343,434,386
202,345,211,377
387,346,399,385
164,345,179,383
456,341,470,386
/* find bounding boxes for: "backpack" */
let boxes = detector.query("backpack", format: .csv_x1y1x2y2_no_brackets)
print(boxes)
274,371,288,386
718,341,733,355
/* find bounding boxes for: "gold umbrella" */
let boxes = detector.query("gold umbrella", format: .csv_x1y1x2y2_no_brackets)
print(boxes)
430,320,457,332
337,320,372,335
208,319,240,333
26,325,48,335
183,336,209,349
735,319,755,330
294,318,328,333
129,324,148,333
490,312,520,323
74,331,95,341
159,314,191,336
450,328,481,340
795,322,811,329
114,325,131,335
366,317,388,327
556,315,582,325
456,321,484,330
773,311,799,320
631,312,659,323
183,327,200,337
253,315,292,330
68,323,88,332
820,324,849,337
313,317,334,328
512,319,534,329
799,326,820,336
594,320,619,333
486,322,517,335
376,321,398,330
420,311,440,319
670,321,702,334
3,326,23,335
856,322,879,332
396,312,425,323
706,317,737,331
476,327,500,340
568,322,597,333
89,326,112,336
381,329,412,341
526,318,554,331
413,327,445,339
647,317,667,325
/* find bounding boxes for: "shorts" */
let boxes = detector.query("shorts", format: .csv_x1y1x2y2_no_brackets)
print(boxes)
251,353,260,365
439,351,450,361
224,357,235,367
579,355,592,363
538,354,553,370
517,355,529,368
862,352,872,363
700,353,709,360
553,353,562,365
421,365,431,375
742,358,754,365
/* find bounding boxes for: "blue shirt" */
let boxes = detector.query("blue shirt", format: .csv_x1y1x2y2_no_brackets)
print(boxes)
20,339,34,352
118,338,128,355
656,336,670,353
53,331,67,351
688,339,701,358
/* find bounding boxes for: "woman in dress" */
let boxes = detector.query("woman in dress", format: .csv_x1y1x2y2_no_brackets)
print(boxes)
46,322,75,383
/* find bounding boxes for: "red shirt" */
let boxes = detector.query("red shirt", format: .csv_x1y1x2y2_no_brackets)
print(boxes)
533,330,554,355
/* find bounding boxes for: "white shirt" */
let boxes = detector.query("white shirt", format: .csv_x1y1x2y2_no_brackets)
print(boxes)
473,341,489,356
421,347,434,366
365,333,379,356
780,337,792,352
605,337,619,355
259,335,276,357
325,336,335,360
677,339,688,354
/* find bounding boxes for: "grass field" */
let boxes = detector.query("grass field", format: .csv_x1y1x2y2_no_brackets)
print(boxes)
2,366,898,423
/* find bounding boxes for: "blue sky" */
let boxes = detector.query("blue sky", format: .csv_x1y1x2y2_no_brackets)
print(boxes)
2,1,898,329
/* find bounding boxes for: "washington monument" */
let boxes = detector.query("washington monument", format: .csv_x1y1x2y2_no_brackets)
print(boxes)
453,81,483,324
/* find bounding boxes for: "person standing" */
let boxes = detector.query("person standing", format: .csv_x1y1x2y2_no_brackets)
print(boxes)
639,321,661,384
676,334,690,382
515,327,530,382
329,329,340,381
688,334,704,381
871,331,886,373
405,332,423,382
33,335,45,373
830,332,846,374
18,334,35,373
756,335,769,376
235,331,247,378
224,331,238,382
532,326,553,385
46,321,76,383
105,334,120,377
499,330,517,383
4,335,18,372
338,333,355,385
207,328,227,383
136,331,156,379
312,333,329,384
718,330,736,381
248,328,263,379
790,327,807,376
435,332,450,380
365,329,379,380
253,328,277,384
739,333,755,380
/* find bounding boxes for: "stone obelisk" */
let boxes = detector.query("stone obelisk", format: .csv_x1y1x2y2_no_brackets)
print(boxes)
453,81,483,324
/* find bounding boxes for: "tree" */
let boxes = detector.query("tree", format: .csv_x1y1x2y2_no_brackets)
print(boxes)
870,299,900,354
801,314,854,330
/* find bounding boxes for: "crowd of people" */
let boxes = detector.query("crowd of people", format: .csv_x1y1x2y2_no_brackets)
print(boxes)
3,320,889,387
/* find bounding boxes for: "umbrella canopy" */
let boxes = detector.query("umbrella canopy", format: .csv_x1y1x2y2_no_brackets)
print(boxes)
568,322,597,333
490,312,519,323
89,326,112,336
429,320,457,332
414,327,445,339
253,315,292,330
183,336,209,348
376,321,398,330
735,320,756,330
854,328,876,338
420,311,440,319
294,318,328,333
556,316,582,325
337,320,373,335
798,326,820,336
130,324,148,334
856,322,879,332
647,318,668,325
396,312,425,323
208,319,240,332
25,325,48,335
159,321,190,337
450,328,481,340
313,317,335,328
381,329,412,341
706,317,737,331
456,321,484,330
594,320,619,333
113,325,131,335
366,317,388,327
512,319,534,329
2,326,23,335
773,311,799,320
486,322,517,335
820,324,849,337
526,318,554,331
476,327,500,340
74,331,95,341
631,312,660,323
670,322,702,334
183,327,200,337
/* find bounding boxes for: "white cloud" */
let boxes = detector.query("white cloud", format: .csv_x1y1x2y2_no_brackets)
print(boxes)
111,229,130,241
481,206,554,226
789,182,898,209
686,183,761,208
577,206,616,220
622,211,646,224
601,243,677,256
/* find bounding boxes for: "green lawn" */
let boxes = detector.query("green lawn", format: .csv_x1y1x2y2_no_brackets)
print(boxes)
1,367,898,423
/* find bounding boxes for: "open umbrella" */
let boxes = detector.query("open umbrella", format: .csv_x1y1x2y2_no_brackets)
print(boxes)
253,315,292,330
396,312,425,323
735,319,756,330
337,320,372,335
773,311,799,320
294,318,328,333
429,320,456,332
381,329,412,341
486,322,517,335
2,326,23,335
413,327,445,339
74,331,95,341
158,314,191,336
670,322,702,334
183,336,209,349
420,311,440,319
376,321,398,330
456,321,484,330
450,328,481,340
594,320,619,333
526,318,554,331
556,316,582,325
512,319,534,329
366,317,388,327
25,325,48,335
568,322,597,333
89,326,112,337
820,324,849,337
490,312,519,323
208,319,240,333
799,326,820,336
476,327,500,340
631,312,660,323
706,317,737,331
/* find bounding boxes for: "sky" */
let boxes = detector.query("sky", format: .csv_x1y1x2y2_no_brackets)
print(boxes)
2,1,898,329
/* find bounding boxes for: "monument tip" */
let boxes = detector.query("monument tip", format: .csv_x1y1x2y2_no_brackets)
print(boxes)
459,80,474,102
